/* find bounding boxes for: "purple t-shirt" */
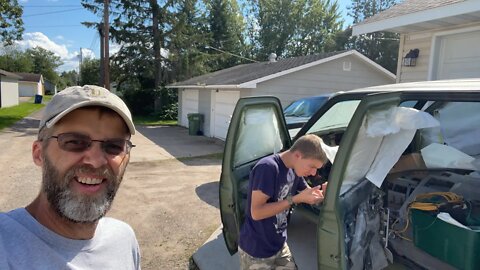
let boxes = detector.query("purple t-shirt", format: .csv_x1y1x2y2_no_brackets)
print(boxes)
239,154,308,258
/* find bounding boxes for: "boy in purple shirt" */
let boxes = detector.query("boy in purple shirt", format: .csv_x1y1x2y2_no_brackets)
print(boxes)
239,134,328,269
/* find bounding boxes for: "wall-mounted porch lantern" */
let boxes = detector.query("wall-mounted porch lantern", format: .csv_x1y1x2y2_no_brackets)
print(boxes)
403,49,420,67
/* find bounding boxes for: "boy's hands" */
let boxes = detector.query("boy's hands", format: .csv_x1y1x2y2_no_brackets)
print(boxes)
321,182,328,192
293,185,324,205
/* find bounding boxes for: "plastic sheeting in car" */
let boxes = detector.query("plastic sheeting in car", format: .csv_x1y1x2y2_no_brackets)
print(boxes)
342,107,439,193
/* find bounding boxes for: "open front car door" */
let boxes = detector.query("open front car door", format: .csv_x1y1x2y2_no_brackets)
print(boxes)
219,96,291,254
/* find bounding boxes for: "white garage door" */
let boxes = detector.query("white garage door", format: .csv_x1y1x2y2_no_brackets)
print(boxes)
181,90,199,127
213,91,240,140
436,30,480,79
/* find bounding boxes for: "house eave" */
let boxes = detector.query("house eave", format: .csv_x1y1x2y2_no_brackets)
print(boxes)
353,1,480,35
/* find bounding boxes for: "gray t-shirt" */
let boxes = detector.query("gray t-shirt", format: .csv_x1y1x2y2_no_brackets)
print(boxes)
0,208,141,270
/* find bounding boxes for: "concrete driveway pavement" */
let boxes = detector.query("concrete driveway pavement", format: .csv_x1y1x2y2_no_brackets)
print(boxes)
130,125,224,163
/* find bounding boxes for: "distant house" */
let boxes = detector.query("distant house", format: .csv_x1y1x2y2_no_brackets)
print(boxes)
44,79,57,95
353,0,480,82
15,72,44,97
0,69,21,108
168,50,395,140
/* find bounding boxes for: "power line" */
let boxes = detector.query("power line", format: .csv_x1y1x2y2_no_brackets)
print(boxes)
205,45,259,63
89,33,99,52
22,5,81,8
26,25,85,28
23,8,84,18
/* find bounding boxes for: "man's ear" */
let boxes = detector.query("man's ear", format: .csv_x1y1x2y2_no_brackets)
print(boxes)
32,141,44,166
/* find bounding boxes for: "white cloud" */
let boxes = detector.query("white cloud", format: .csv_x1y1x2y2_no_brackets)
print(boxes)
16,32,70,58
15,32,97,72
56,35,64,40
80,48,95,59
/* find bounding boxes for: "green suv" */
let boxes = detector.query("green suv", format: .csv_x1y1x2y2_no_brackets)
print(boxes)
220,78,480,270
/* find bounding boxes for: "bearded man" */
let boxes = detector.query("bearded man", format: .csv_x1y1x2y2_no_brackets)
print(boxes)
0,85,141,269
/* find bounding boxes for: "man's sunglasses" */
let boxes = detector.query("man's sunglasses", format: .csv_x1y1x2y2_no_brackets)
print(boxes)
46,132,135,156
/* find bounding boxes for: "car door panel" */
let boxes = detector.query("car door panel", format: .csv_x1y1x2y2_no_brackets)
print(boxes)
316,92,402,270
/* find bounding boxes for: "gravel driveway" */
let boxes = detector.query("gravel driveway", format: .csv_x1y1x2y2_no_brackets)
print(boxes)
0,110,224,269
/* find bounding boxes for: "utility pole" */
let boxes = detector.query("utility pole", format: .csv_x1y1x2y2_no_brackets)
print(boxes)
103,0,110,90
78,47,83,85
99,26,104,87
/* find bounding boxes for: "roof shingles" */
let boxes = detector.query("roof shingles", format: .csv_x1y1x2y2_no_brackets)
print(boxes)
170,51,346,87
14,72,42,82
0,69,22,79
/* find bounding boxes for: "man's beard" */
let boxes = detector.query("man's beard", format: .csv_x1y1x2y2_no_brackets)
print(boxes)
42,155,125,223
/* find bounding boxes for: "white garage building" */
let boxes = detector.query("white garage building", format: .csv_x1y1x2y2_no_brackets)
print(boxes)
353,0,480,82
168,50,395,140
15,72,44,97
0,69,21,108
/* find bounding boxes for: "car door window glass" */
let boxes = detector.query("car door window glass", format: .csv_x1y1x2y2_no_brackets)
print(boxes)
306,100,360,134
284,97,328,117
233,106,284,167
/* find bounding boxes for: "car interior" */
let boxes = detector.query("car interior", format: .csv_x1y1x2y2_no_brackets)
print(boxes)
334,100,480,270
231,98,480,270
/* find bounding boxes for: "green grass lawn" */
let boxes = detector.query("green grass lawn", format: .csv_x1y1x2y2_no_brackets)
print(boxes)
133,115,177,126
0,96,52,131
0,95,176,131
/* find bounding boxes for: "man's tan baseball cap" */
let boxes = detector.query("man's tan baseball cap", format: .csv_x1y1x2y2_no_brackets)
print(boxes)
39,85,136,135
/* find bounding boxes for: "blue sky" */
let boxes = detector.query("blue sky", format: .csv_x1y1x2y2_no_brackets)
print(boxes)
18,0,353,72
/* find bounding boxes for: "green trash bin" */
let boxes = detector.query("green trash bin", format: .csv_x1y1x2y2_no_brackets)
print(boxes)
187,113,204,135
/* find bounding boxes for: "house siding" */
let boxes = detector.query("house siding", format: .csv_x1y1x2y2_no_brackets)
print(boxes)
0,77,20,108
398,22,480,82
251,55,394,107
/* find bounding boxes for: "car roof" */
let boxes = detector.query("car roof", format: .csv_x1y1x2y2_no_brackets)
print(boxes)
293,94,332,100
335,78,480,96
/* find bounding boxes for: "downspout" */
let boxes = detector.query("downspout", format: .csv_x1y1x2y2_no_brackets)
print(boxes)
396,34,406,83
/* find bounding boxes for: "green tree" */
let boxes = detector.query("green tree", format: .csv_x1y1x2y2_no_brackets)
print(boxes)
346,0,399,73
26,47,63,85
0,0,24,45
168,0,212,81
82,0,190,117
82,0,177,88
0,46,34,72
60,70,79,87
79,58,101,86
247,0,343,59
205,0,246,70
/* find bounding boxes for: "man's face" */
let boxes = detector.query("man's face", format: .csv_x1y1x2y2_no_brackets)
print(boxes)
34,108,130,223
293,153,323,177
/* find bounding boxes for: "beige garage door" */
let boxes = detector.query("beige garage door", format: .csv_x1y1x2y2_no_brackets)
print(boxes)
213,90,240,140
436,30,480,79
